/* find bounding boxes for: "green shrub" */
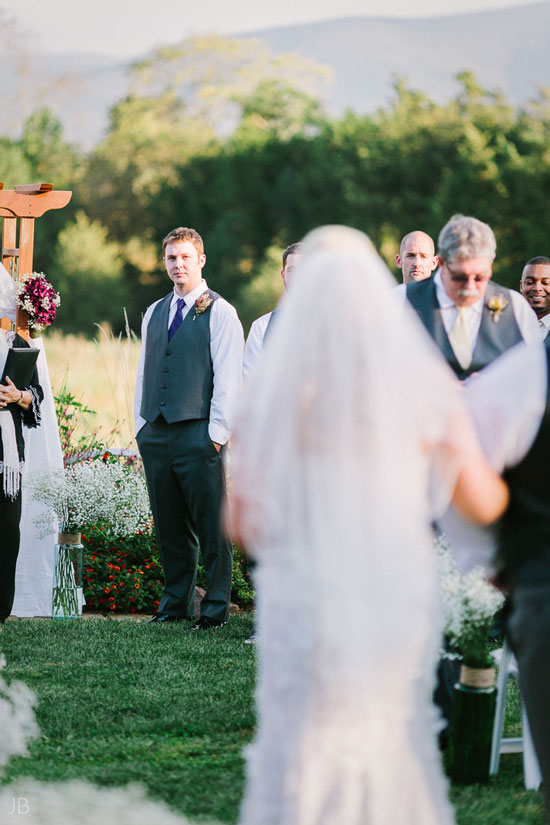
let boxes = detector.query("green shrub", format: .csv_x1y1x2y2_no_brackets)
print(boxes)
82,526,254,613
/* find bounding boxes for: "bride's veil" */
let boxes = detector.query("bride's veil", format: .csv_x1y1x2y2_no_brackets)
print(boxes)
232,225,465,564
232,226,464,825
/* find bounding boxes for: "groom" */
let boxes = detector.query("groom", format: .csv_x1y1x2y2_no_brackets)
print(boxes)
134,227,243,629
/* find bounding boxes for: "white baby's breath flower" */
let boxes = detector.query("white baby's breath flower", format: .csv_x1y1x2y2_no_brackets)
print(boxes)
437,536,504,667
29,459,151,537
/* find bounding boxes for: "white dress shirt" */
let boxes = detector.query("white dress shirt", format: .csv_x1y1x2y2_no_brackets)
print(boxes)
243,311,273,382
539,314,550,340
396,270,541,347
134,279,244,443
440,341,547,570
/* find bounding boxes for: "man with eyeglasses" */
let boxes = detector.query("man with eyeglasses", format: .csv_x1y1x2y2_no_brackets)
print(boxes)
405,214,539,380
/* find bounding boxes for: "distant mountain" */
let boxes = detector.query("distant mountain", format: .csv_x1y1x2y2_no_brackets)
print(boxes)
250,3,550,114
23,3,550,150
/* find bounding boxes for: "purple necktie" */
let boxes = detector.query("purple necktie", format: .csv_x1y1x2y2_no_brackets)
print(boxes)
168,298,185,341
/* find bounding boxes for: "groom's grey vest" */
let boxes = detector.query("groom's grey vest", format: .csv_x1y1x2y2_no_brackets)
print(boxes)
140,290,219,424
497,342,550,586
406,277,523,380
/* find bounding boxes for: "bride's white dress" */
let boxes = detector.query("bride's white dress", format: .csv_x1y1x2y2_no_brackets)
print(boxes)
232,226,466,825
240,465,454,825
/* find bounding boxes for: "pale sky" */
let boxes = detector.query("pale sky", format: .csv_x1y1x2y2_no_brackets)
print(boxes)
4,0,542,58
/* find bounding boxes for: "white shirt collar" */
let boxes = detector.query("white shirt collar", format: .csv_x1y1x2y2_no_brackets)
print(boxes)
170,279,208,308
540,313,550,330
434,268,484,315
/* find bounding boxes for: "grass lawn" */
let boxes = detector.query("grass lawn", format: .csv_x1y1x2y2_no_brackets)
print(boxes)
0,617,544,824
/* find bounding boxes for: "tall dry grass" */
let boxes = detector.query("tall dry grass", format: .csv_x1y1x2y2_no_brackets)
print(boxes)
45,321,141,450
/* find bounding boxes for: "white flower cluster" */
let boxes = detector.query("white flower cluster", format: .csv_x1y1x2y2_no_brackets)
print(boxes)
437,533,504,662
30,460,151,537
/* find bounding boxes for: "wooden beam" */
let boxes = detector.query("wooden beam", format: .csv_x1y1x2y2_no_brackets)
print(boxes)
14,183,54,194
0,190,71,218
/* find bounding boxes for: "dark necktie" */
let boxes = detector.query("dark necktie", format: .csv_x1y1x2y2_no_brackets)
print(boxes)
168,298,185,341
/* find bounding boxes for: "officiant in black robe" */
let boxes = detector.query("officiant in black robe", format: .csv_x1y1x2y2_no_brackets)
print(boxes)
0,331,43,623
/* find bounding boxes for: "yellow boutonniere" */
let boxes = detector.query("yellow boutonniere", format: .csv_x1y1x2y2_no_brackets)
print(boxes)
486,294,508,323
193,293,213,320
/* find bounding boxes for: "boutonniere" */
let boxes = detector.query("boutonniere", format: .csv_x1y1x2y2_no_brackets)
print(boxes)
486,294,508,323
193,293,213,320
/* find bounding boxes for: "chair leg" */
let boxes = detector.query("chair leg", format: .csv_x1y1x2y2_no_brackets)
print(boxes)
522,701,542,790
489,640,512,775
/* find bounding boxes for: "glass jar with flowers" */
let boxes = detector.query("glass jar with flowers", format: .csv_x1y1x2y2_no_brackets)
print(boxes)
438,537,505,784
30,457,151,618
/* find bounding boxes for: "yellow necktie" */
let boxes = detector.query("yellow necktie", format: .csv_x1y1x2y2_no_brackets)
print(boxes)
449,307,472,370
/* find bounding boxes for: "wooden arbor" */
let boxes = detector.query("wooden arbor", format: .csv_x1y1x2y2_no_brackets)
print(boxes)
0,183,72,339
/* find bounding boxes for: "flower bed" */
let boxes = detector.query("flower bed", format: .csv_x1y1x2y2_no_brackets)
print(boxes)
82,526,162,614
82,526,254,614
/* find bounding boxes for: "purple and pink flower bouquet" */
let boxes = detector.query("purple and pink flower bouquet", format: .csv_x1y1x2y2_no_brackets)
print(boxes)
16,271,61,331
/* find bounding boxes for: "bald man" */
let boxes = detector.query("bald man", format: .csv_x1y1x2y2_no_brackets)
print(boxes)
396,230,438,284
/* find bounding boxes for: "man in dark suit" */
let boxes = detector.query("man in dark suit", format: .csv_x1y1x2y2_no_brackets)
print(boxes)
464,339,550,819
134,227,244,629
405,214,539,379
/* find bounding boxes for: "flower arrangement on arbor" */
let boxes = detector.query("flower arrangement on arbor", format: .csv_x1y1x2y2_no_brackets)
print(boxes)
438,535,505,669
16,271,60,332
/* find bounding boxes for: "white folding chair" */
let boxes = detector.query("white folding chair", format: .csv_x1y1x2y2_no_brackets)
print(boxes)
490,639,542,790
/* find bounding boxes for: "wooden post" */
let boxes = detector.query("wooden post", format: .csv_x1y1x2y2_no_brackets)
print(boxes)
1,215,16,332
0,183,72,340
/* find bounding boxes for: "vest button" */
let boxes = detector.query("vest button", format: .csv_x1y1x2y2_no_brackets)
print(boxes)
163,367,169,373
161,384,167,389
160,401,166,406
165,350,171,356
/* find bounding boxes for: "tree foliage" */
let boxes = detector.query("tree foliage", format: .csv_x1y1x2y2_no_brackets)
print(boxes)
0,36,548,336
52,211,126,334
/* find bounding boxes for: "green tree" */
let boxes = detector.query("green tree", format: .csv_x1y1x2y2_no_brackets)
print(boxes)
233,79,326,145
0,140,33,187
20,108,79,185
237,245,285,333
52,211,127,335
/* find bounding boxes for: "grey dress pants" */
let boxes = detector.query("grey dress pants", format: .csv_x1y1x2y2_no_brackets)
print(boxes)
137,417,233,622
508,584,550,821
